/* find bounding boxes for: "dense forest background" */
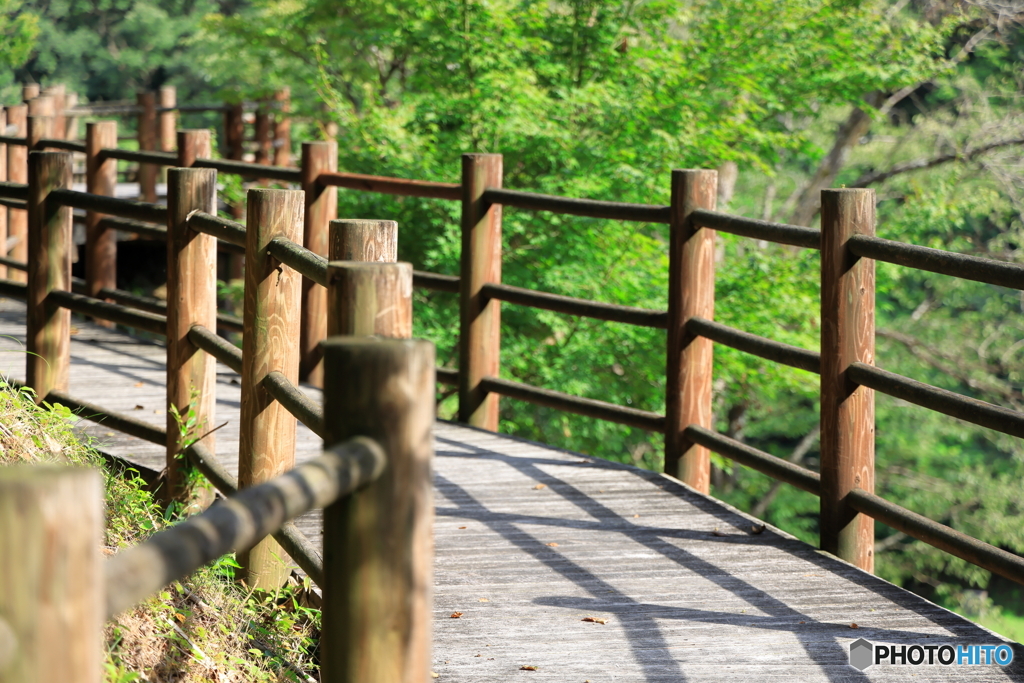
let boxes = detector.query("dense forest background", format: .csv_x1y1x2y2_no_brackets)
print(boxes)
6,0,1024,639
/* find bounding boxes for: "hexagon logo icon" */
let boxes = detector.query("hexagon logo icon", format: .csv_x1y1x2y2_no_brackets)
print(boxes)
849,638,874,670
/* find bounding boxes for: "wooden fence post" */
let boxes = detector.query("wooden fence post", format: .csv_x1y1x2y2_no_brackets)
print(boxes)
63,91,78,140
237,188,304,589
176,129,212,168
158,86,176,153
329,218,397,264
665,169,718,492
21,83,39,102
255,103,272,166
820,188,876,572
42,85,65,141
298,141,338,385
26,96,53,118
327,261,412,338
166,167,219,506
0,467,104,683
0,108,6,280
26,151,72,402
320,337,434,683
26,115,53,152
458,153,502,430
224,102,245,162
6,105,27,282
85,121,117,321
137,92,157,203
272,87,291,167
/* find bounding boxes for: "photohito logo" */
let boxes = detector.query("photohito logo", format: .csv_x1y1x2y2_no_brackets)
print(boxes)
849,638,1014,670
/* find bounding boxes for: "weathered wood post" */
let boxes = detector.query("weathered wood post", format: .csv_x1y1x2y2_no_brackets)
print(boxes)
320,337,435,683
158,86,176,154
224,102,245,162
0,467,104,683
165,167,219,506
329,218,397,264
272,87,291,167
176,129,212,168
255,103,272,166
26,115,53,152
63,91,78,140
0,108,6,280
665,169,718,492
85,121,117,320
137,92,157,203
21,83,39,102
26,152,72,402
237,188,304,588
6,105,27,282
27,95,53,118
327,261,412,338
820,188,876,572
298,141,338,385
458,153,502,430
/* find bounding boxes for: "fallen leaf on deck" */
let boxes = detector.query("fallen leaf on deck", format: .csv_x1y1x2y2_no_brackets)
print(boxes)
520,666,539,671
134,405,144,410
711,528,726,537
478,598,489,602
70,326,80,335
533,484,546,490
850,623,859,629
458,526,467,529
633,514,640,518
134,382,144,387
431,673,439,679
750,524,766,534
546,542,558,547
450,612,463,619
582,617,607,624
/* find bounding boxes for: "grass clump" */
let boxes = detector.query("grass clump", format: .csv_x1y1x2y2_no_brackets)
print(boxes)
0,381,321,682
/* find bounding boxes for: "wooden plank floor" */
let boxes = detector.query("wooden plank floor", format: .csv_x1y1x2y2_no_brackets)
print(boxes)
1,297,1022,681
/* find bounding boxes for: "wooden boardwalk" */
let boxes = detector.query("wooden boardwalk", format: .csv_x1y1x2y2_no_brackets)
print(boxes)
1,297,1022,681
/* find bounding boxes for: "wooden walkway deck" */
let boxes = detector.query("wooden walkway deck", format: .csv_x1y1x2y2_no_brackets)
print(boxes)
1,297,1022,681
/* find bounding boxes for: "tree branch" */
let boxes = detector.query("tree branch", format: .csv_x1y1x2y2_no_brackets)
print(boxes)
749,424,820,519
851,136,1024,188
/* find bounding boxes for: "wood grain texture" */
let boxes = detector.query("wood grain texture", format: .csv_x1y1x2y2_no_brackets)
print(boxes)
176,129,212,168
298,141,337,386
136,92,157,203
820,188,876,572
328,218,397,263
0,467,104,683
665,169,717,492
27,96,53,118
320,338,435,683
5,106,26,283
459,154,503,430
0,109,6,280
85,122,117,318
158,86,176,153
26,115,52,151
26,152,72,401
21,83,39,102
0,306,1019,681
272,88,291,167
326,261,412,338
165,168,219,505
63,92,78,140
237,188,305,589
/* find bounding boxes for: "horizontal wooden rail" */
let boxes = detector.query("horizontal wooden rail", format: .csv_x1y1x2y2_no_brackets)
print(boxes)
45,388,167,445
413,270,460,293
48,289,166,335
0,256,27,271
267,235,327,287
187,211,246,249
194,158,301,183
0,278,27,300
0,181,28,199
847,487,1024,587
48,188,167,224
100,148,178,166
482,282,668,328
263,370,326,438
317,171,460,200
104,437,386,617
691,209,820,250
684,425,822,496
37,139,86,154
0,135,26,146
187,325,243,373
185,441,326,587
0,197,26,210
687,317,821,373
96,216,167,241
68,278,243,333
848,234,1024,291
847,362,1024,439
480,375,665,432
484,188,671,223
437,367,459,386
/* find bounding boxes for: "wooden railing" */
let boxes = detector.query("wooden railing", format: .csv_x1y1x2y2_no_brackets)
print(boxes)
2,103,1024,673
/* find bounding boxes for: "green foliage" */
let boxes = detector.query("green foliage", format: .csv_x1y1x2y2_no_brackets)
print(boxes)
0,0,39,97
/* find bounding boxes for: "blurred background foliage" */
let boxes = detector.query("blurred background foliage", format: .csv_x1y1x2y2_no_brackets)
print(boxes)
8,0,1024,640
